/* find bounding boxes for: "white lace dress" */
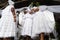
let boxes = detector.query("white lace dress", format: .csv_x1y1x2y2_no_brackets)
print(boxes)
21,13,33,36
0,5,16,37
31,10,55,38
42,10,55,33
31,11,44,37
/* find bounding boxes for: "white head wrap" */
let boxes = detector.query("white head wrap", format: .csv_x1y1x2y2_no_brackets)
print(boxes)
27,7,31,12
8,0,14,5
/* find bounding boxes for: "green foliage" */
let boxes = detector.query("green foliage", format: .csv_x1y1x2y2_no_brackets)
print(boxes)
30,2,40,7
35,2,40,7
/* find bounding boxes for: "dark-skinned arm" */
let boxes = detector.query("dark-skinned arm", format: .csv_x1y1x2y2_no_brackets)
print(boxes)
11,7,16,22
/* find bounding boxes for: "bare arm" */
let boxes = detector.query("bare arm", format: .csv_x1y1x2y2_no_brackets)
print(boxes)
11,7,16,22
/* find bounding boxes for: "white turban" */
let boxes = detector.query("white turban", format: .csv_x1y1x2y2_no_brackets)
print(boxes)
8,0,14,5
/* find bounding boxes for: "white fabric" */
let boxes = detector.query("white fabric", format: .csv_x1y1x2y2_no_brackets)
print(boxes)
39,5,47,11
21,13,33,36
16,5,60,13
39,5,60,13
31,10,55,38
18,6,55,38
31,11,44,37
43,10,55,33
0,5,16,37
8,0,14,5
19,12,24,25
18,12,24,38
47,6,60,13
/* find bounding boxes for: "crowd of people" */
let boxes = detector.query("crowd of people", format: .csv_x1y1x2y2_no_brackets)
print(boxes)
18,6,55,40
0,1,55,40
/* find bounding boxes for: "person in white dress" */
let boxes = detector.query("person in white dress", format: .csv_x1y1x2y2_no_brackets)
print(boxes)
18,11,24,40
31,7,44,39
20,9,33,40
0,5,16,40
42,10,55,40
31,7,55,40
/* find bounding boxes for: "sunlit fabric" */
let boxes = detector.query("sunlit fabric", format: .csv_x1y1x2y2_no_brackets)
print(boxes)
21,13,33,36
0,5,16,37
